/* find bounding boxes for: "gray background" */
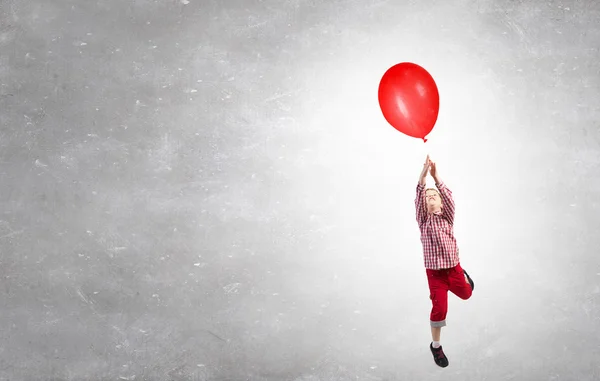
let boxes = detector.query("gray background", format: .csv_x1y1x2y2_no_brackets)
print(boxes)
1,0,599,380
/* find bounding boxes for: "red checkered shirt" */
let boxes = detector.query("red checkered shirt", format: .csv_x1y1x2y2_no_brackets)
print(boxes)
415,182,460,270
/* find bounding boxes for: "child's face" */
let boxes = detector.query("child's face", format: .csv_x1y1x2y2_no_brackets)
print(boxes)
425,190,442,211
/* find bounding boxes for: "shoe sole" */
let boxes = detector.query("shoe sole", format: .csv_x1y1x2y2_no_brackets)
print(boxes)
463,270,474,291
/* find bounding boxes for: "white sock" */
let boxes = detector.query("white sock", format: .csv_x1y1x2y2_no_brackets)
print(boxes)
432,341,441,348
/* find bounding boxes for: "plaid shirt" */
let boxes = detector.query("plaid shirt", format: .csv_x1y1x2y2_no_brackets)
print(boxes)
415,182,460,270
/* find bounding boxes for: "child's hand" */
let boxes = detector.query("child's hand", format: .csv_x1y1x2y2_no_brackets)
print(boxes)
420,155,430,176
429,161,437,177
419,155,430,185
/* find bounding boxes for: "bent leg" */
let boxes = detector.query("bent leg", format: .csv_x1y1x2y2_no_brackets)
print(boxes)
448,263,472,300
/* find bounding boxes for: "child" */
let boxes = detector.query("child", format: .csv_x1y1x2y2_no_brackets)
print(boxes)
415,155,474,368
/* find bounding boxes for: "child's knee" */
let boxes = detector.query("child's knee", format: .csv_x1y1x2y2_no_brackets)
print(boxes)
459,288,472,300
429,293,448,321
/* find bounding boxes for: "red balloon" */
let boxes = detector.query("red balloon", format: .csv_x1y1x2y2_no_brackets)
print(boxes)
378,62,440,142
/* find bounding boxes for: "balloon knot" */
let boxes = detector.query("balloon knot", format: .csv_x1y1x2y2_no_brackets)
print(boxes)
423,138,427,143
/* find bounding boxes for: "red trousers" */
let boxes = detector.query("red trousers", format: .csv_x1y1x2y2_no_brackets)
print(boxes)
426,262,472,328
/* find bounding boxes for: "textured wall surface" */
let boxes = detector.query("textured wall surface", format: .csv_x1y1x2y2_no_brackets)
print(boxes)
1,0,599,380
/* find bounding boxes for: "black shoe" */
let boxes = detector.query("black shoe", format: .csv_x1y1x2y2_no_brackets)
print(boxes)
430,343,449,367
463,269,474,291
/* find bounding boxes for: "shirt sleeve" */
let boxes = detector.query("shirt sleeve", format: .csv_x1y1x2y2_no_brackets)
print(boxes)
435,182,455,225
415,183,427,226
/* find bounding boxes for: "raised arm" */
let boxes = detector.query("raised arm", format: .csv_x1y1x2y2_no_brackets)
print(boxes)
435,181,456,225
415,183,427,225
415,155,430,226
429,160,455,224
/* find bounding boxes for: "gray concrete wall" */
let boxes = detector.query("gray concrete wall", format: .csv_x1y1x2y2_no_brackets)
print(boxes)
1,0,599,380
